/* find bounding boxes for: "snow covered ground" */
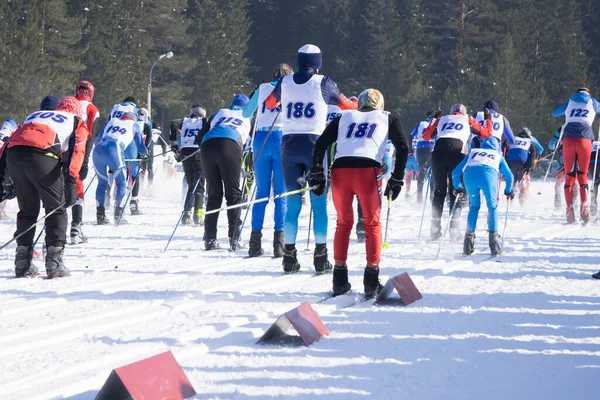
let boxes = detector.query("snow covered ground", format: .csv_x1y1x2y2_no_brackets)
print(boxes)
1,167,599,400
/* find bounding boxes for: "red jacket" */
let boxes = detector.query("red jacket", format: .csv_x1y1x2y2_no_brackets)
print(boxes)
78,100,100,138
8,111,87,178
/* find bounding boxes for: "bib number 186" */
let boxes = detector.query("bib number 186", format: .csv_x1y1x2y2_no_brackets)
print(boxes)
286,102,315,119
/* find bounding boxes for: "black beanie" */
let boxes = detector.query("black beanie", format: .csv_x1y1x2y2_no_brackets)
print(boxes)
40,95,59,111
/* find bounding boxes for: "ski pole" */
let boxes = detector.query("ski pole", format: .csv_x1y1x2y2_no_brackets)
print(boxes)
591,127,600,193
233,182,256,252
306,206,312,251
232,110,281,252
164,171,204,252
0,202,66,252
538,123,566,195
435,193,462,259
206,186,315,216
116,172,142,227
124,149,174,162
499,197,510,260
417,167,432,240
382,194,392,248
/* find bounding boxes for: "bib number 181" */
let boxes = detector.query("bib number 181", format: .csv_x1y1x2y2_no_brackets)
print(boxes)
346,122,377,138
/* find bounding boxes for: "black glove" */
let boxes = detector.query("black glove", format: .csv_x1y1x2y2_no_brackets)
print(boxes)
1,177,15,201
64,174,77,207
453,186,465,197
79,162,88,180
309,165,326,197
505,189,515,200
433,108,442,119
384,177,404,201
484,107,492,120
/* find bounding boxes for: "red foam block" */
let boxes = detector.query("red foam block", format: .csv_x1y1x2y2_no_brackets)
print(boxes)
376,272,423,305
258,301,329,346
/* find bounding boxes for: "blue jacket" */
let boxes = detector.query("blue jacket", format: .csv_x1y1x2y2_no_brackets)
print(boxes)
552,92,600,140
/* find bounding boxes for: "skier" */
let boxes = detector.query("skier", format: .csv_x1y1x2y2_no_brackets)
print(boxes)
170,105,207,226
70,80,100,244
548,127,577,210
0,119,17,143
242,63,294,258
404,138,419,198
141,120,167,191
410,111,435,202
452,137,514,256
552,87,600,223
0,97,87,278
93,111,146,224
474,100,515,145
506,127,538,206
310,88,409,296
264,44,357,273
422,104,492,240
0,119,18,219
126,107,151,216
196,94,252,250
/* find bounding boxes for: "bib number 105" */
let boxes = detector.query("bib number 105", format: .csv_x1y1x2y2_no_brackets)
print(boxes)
286,102,315,119
346,122,378,138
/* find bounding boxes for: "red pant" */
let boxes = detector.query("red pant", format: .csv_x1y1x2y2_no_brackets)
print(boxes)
331,167,382,266
562,138,591,206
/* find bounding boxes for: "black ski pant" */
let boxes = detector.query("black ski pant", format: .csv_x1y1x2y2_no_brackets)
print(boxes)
201,139,242,241
416,147,433,199
182,147,205,212
140,142,155,184
431,150,465,221
508,159,525,183
7,147,66,247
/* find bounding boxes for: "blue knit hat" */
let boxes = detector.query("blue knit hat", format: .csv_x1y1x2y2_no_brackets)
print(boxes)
40,95,59,111
231,94,249,108
297,44,322,70
484,100,499,112
481,137,500,151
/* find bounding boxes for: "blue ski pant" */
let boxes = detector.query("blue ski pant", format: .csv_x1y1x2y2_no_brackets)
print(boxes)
251,129,286,231
464,166,499,233
93,140,128,208
281,134,327,245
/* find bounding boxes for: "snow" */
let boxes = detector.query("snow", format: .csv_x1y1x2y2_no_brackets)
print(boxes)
0,165,599,399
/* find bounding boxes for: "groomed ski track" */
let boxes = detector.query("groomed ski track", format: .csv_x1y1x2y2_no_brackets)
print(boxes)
0,173,598,399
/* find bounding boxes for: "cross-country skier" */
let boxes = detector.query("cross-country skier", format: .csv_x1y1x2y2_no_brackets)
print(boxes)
196,94,252,250
410,111,435,202
93,111,146,224
0,118,18,220
506,127,538,206
474,100,515,145
548,127,577,210
170,105,207,226
452,137,514,256
0,97,87,278
70,80,100,244
242,63,294,258
0,119,17,142
423,104,492,240
126,107,151,216
310,88,409,297
265,44,357,273
140,121,166,191
552,87,600,223
404,138,419,198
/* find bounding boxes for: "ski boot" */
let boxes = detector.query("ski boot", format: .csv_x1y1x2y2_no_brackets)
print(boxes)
581,203,591,223
356,219,365,243
489,232,502,256
130,199,142,215
248,231,264,258
463,232,475,256
593,270,600,279
314,244,333,274
282,245,300,274
363,267,384,298
204,238,220,251
96,206,111,225
566,205,575,224
45,245,70,279
430,219,442,240
332,264,352,296
181,211,192,225
273,230,284,258
114,207,127,225
193,208,205,226
14,245,39,278
70,222,88,245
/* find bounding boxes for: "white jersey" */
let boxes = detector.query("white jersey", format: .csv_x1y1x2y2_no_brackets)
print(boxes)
102,118,136,148
151,128,162,144
107,104,136,122
256,83,283,130
210,108,251,145
326,105,342,126
334,110,389,163
180,117,203,148
475,111,504,140
565,99,596,126
465,148,501,171
22,111,76,152
510,137,532,152
415,120,432,142
436,114,471,145
280,74,328,135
